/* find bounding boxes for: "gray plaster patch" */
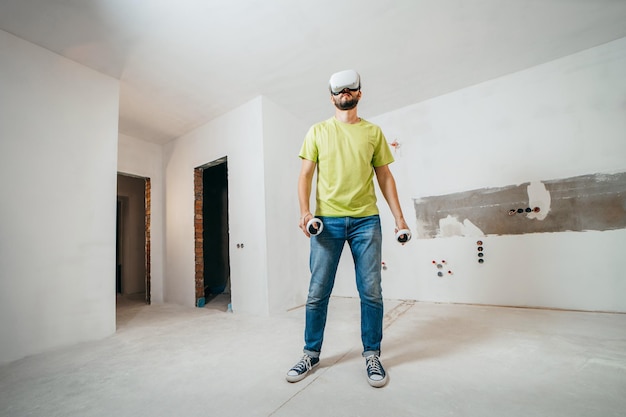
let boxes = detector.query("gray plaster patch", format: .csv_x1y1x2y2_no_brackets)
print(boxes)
413,172,626,238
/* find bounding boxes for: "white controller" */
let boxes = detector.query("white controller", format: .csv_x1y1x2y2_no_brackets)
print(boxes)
395,229,412,243
306,218,324,235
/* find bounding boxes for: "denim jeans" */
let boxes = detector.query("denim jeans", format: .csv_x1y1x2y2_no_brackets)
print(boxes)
303,215,383,358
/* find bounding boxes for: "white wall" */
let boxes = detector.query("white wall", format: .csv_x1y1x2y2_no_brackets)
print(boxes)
261,97,311,314
162,96,311,315
330,37,626,312
117,133,165,303
164,97,274,314
0,30,119,364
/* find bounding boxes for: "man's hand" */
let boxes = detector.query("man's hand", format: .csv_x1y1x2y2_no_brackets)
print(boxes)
299,212,314,237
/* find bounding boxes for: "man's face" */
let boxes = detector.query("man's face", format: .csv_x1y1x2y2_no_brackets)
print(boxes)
331,88,361,110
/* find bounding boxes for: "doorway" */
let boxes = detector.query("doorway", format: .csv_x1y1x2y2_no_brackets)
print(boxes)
194,157,230,310
116,173,150,306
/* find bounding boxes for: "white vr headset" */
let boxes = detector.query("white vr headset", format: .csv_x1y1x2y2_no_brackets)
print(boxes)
329,69,361,95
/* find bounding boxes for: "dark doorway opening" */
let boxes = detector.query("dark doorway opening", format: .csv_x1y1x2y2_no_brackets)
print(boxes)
116,173,151,307
194,157,230,310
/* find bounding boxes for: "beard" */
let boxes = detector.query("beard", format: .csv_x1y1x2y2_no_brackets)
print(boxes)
333,95,359,110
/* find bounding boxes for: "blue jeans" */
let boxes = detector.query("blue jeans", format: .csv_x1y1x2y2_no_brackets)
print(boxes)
303,215,383,358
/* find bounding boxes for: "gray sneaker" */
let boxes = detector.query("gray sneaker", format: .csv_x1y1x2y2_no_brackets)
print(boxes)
286,354,320,382
365,355,388,387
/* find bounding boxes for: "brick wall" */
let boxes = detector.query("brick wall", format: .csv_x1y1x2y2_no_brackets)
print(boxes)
145,178,151,303
194,168,204,302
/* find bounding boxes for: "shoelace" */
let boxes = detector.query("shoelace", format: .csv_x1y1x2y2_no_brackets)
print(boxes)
292,355,312,373
366,355,383,375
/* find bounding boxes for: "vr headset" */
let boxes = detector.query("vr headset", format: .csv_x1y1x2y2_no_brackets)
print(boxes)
329,69,361,95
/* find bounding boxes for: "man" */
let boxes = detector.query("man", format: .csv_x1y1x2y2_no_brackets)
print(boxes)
286,69,410,388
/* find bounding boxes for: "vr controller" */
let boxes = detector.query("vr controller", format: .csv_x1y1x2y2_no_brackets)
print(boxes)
306,218,324,235
395,229,412,243
329,69,361,95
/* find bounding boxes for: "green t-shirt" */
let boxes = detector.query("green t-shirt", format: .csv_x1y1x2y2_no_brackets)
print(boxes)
299,117,394,217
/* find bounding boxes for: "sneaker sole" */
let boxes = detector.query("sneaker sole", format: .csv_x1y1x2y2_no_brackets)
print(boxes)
367,374,388,388
285,361,319,383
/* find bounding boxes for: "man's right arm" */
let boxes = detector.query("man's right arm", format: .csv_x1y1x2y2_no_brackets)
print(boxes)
298,158,316,237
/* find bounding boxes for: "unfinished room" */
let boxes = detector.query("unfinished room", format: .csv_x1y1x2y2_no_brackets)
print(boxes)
1,1,625,416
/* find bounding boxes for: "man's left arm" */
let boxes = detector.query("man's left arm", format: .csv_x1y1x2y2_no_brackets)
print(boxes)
374,164,409,233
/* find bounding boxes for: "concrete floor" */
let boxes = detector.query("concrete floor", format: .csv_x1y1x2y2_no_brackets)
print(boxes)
1,295,625,417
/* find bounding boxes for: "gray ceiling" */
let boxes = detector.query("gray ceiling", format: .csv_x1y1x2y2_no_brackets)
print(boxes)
2,0,626,145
